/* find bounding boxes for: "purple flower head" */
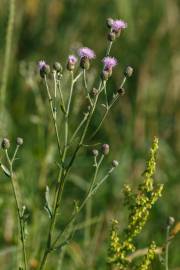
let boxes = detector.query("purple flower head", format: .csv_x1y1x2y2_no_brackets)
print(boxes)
111,19,127,32
68,55,77,65
78,47,96,60
102,57,118,71
38,60,47,71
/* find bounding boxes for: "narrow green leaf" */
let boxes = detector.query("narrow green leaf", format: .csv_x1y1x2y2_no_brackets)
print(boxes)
0,163,11,177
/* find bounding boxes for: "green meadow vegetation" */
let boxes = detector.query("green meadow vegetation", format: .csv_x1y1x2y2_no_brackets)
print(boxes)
0,1,179,269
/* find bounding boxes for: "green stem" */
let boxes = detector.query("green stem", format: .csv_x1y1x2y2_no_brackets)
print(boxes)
53,71,57,120
69,112,89,146
39,72,76,270
106,41,113,56
0,0,15,109
89,76,127,140
83,70,93,106
44,76,62,158
165,225,170,270
90,167,114,196
5,149,28,270
39,41,114,268
104,83,109,107
52,155,104,248
57,79,66,113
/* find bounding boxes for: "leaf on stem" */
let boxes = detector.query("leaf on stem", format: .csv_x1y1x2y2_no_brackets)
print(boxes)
44,186,52,219
0,163,11,177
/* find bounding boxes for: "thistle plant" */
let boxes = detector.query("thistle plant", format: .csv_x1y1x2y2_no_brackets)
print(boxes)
0,137,27,270
37,17,129,270
1,15,177,270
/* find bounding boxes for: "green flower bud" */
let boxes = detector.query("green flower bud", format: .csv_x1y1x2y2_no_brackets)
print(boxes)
92,149,99,157
102,144,110,155
80,57,90,70
112,160,119,167
117,87,125,96
167,216,175,227
16,137,24,146
124,66,133,78
108,32,116,42
1,138,10,149
106,18,113,28
53,62,63,73
101,70,110,81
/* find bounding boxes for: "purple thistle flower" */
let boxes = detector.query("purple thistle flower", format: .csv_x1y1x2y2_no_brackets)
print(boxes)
38,60,47,71
102,57,118,71
38,60,50,77
78,47,96,59
111,19,127,32
68,55,77,65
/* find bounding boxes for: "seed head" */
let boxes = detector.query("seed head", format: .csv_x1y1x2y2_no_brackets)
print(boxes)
1,138,10,149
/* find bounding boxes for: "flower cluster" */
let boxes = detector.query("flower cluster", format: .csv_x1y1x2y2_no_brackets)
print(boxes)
108,137,163,269
101,56,118,80
135,242,157,270
107,18,127,41
78,47,96,70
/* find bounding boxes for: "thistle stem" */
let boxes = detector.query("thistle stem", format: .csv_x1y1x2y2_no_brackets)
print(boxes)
39,39,114,269
83,70,93,107
165,225,170,270
44,76,62,158
89,76,127,140
106,41,113,56
5,149,27,270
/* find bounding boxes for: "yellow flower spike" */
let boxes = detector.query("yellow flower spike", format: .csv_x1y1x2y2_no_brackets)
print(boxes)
107,138,163,269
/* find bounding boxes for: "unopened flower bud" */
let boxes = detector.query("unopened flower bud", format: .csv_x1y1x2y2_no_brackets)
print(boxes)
80,57,90,70
117,87,125,96
67,55,77,71
102,144,110,155
39,64,50,78
91,88,98,97
167,216,175,227
112,160,119,167
108,32,116,42
106,18,113,28
16,137,24,146
1,138,10,149
92,149,99,157
53,62,63,73
124,66,133,77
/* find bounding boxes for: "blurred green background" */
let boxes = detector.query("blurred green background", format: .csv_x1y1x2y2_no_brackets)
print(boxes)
0,0,179,269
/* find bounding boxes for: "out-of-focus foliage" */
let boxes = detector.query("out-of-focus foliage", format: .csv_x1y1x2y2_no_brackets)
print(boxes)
0,0,179,269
